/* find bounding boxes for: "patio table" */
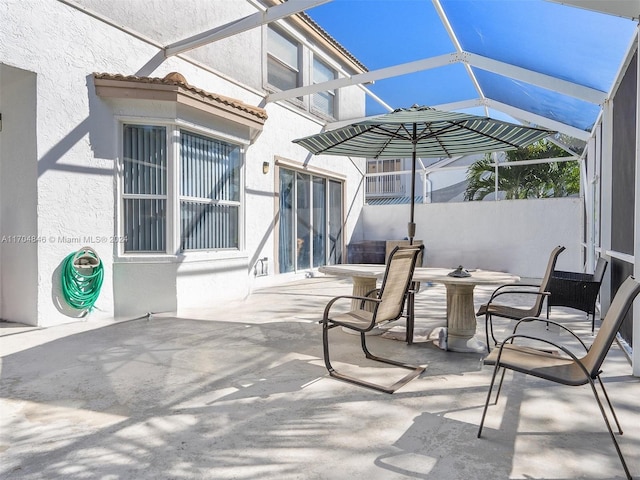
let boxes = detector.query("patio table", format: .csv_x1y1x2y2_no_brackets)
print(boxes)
318,264,520,353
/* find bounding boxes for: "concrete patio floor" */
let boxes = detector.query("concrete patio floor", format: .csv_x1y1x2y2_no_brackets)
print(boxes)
1,275,639,479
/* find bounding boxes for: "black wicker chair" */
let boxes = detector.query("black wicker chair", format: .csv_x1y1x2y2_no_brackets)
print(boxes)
547,256,608,333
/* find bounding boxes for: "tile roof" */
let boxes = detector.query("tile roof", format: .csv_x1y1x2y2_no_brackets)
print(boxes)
93,72,268,121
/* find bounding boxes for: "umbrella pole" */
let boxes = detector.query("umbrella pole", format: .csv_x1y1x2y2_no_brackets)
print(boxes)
408,133,417,245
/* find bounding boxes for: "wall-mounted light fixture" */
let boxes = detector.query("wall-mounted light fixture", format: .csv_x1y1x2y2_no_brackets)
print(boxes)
262,161,270,174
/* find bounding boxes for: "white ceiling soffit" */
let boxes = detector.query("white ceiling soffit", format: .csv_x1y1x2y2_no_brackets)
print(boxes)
548,0,640,20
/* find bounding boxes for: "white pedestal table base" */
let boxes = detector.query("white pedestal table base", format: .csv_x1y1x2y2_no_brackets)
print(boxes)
444,283,487,353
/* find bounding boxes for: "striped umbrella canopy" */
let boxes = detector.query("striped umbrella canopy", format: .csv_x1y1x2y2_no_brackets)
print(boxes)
293,105,554,243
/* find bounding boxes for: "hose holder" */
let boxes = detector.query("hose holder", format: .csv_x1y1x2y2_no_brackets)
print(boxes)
62,246,104,311
72,246,101,270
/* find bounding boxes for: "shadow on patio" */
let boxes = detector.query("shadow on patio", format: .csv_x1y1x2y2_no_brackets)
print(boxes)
1,277,638,479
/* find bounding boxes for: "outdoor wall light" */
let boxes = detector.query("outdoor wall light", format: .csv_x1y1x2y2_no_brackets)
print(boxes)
262,161,270,174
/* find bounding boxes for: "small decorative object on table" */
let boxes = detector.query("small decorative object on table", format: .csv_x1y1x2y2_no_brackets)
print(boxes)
448,265,471,278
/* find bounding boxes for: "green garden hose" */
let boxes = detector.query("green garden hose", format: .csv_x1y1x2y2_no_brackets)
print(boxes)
61,247,104,310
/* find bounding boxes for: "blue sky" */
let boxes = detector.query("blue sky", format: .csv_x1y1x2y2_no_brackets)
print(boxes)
306,0,637,130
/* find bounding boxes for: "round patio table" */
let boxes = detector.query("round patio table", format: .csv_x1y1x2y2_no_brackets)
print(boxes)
318,264,520,353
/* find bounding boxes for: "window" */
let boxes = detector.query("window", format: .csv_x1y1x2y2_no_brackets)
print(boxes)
278,167,343,272
180,131,241,251
312,57,336,118
122,125,167,252
366,159,403,197
267,26,300,92
266,26,340,119
121,124,242,254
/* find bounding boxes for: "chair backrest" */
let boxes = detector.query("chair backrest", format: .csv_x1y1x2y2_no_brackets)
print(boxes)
593,257,608,283
385,240,424,267
532,245,566,314
583,276,640,376
374,245,423,323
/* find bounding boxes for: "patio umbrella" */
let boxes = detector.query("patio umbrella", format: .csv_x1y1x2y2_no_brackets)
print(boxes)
293,105,554,244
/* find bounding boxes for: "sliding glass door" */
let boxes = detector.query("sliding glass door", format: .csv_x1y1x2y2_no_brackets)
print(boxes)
278,167,343,273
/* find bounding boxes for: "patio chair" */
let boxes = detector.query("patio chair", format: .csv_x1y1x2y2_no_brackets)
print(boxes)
547,256,608,333
477,245,565,351
321,245,425,393
385,239,424,345
477,275,640,480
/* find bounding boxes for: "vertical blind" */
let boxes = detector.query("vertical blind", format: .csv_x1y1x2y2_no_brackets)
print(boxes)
180,131,240,250
121,125,241,253
122,124,167,252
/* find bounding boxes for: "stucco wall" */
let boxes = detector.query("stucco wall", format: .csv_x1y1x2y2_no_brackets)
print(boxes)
79,0,263,86
1,0,366,325
0,65,39,325
358,197,583,278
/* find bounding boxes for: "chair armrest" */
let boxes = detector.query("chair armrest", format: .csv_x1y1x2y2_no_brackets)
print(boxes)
363,288,381,308
487,283,541,302
486,289,549,306
320,294,382,324
364,288,381,297
512,316,589,352
494,334,591,379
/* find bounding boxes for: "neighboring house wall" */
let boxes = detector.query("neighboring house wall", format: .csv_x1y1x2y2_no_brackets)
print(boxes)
366,154,482,203
357,197,583,278
0,1,366,326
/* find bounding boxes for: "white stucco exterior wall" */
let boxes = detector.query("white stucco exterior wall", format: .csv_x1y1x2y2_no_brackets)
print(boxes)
0,65,39,325
0,0,367,325
359,197,583,278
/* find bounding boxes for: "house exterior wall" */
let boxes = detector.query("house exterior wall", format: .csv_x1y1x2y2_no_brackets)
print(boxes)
0,0,366,326
0,65,39,325
357,197,583,278
79,0,264,89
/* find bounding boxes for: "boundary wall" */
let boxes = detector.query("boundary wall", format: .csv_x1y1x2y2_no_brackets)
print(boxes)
357,197,583,278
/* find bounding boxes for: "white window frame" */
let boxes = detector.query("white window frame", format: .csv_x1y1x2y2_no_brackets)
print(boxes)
265,23,343,120
266,25,304,106
311,56,337,120
116,116,247,262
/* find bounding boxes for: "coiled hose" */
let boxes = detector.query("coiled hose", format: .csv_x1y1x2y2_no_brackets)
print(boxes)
61,247,104,310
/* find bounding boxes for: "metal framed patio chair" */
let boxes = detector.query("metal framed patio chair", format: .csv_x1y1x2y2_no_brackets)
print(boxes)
477,275,640,480
321,245,425,393
477,245,565,351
